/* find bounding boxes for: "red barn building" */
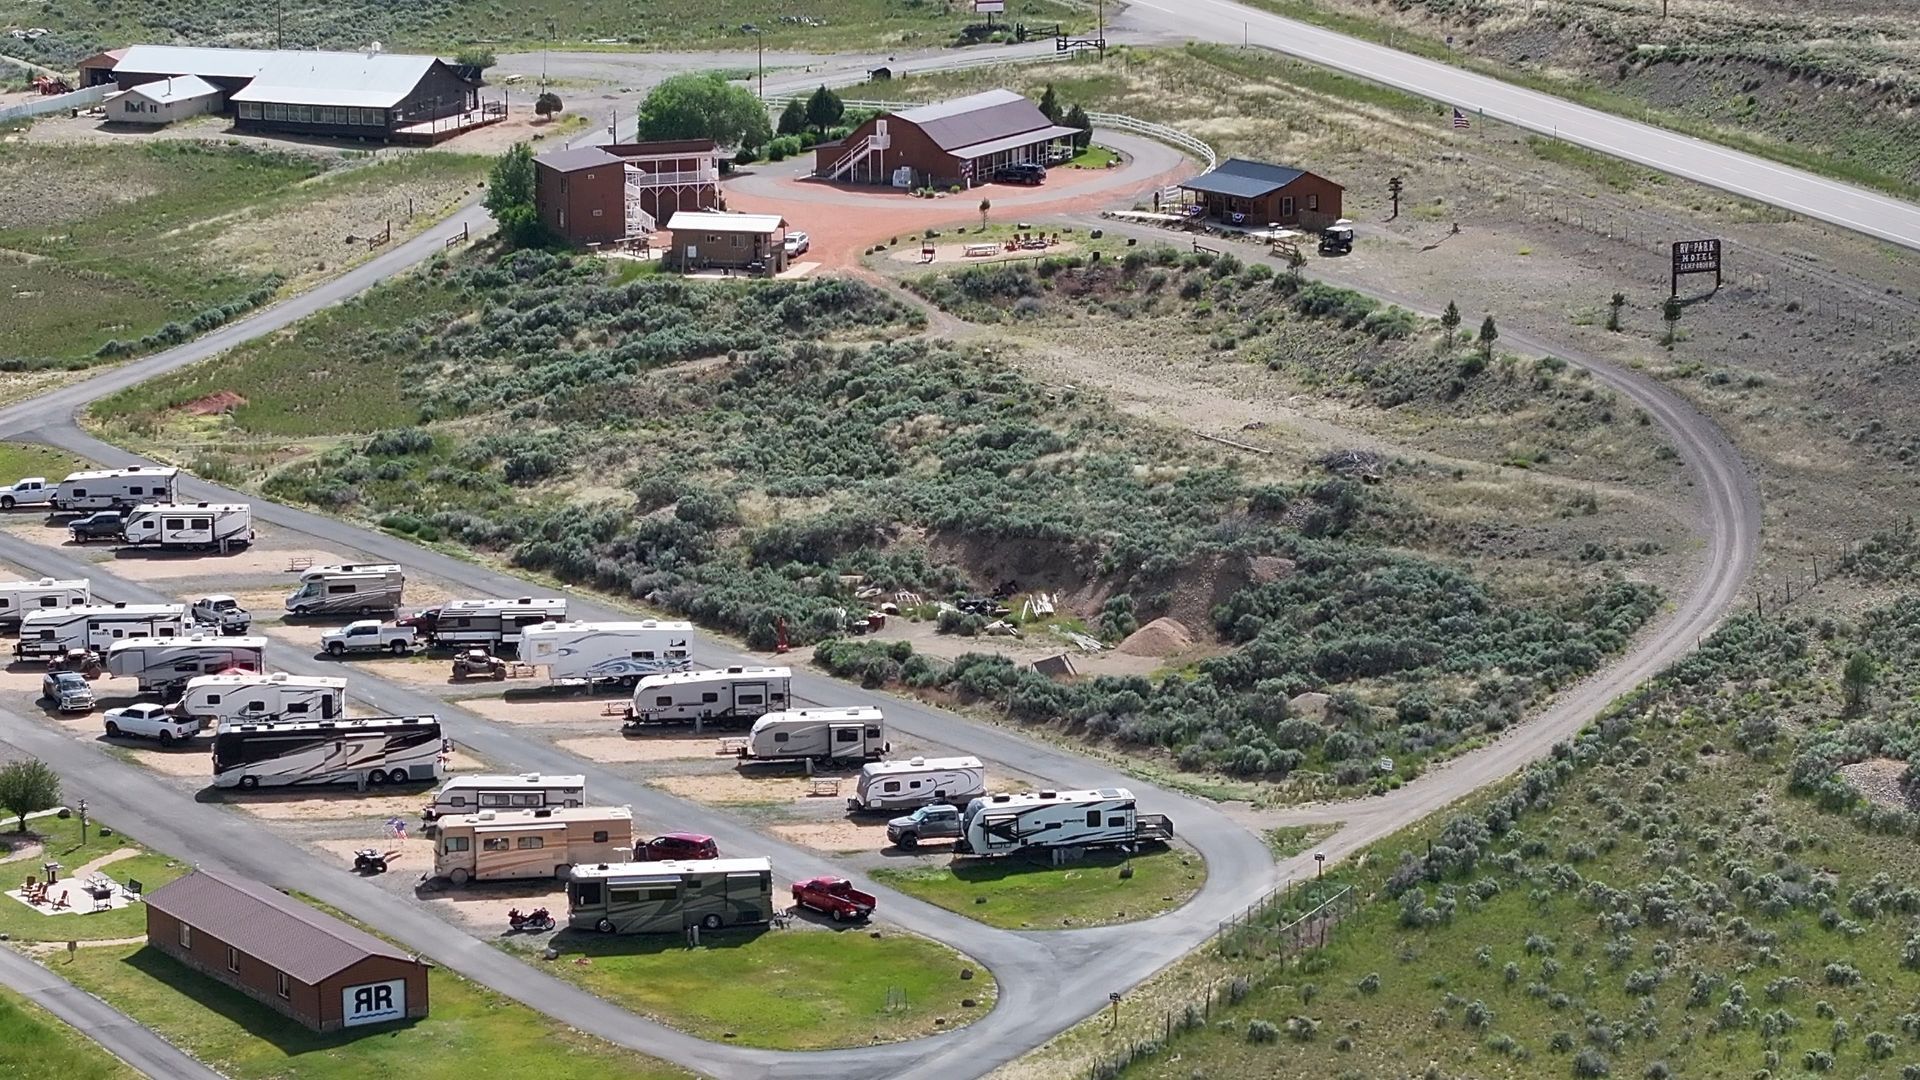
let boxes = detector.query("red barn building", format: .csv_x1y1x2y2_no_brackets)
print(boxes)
1177,158,1344,230
813,89,1080,189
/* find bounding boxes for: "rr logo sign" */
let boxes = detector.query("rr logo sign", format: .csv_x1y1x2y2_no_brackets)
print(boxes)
341,979,406,1026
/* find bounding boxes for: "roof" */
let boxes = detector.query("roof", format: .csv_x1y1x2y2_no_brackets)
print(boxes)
602,138,721,158
752,706,884,730
637,666,791,687
115,45,459,109
536,146,623,173
861,756,984,776
122,75,222,104
1179,158,1316,199
146,868,416,984
892,89,1055,152
950,123,1082,161
571,857,771,880
438,806,631,829
666,211,786,234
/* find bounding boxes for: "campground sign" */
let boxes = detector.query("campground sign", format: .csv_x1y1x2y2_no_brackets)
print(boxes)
1671,238,1722,295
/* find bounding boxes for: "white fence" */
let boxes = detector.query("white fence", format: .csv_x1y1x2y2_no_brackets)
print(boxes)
0,84,108,124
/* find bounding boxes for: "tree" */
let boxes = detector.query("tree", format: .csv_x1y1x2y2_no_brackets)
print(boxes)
1038,84,1062,123
777,97,808,136
483,144,548,249
1064,103,1093,150
0,759,59,833
1285,243,1307,283
534,91,563,120
1661,295,1683,347
1843,651,1875,713
1607,292,1626,332
454,47,497,70
1478,315,1499,360
1440,300,1461,344
804,84,843,132
637,72,772,150
979,197,992,230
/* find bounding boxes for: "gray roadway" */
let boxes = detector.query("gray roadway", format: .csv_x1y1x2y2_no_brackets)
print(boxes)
0,945,224,1080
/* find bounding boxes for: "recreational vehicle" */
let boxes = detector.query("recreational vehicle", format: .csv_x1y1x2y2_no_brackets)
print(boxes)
520,620,694,685
402,597,568,650
566,858,775,934
171,672,346,726
848,756,987,813
956,787,1175,857
433,806,633,885
627,666,791,728
0,578,90,628
103,634,266,696
211,714,445,790
16,602,189,659
422,772,587,820
50,466,179,512
284,564,405,616
740,707,888,763
119,503,254,550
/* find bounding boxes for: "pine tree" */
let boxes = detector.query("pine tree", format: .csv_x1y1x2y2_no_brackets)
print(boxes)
1478,315,1499,360
1063,103,1092,150
1662,296,1683,347
1440,300,1461,345
1038,84,1062,123
777,98,808,136
804,85,844,132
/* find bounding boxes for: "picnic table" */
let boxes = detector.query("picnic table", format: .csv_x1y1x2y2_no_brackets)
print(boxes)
964,243,998,258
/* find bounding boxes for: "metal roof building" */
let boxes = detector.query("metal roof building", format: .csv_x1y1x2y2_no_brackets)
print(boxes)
1177,157,1345,229
815,88,1082,187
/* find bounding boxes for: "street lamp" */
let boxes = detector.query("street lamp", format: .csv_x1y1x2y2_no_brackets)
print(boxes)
741,24,764,100
77,798,87,843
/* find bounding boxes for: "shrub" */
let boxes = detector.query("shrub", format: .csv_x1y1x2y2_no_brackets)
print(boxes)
1246,1019,1279,1044
1573,1049,1611,1077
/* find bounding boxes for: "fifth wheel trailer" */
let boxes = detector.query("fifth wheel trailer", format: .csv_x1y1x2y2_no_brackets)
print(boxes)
626,666,791,729
956,787,1174,856
16,603,189,659
401,597,568,650
119,503,254,550
0,578,90,628
104,634,267,696
432,806,633,885
739,707,888,763
566,858,775,934
520,620,694,686
284,564,405,616
171,672,346,726
50,466,178,512
848,755,987,812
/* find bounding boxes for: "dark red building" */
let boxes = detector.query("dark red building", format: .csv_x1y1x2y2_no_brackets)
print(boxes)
812,89,1081,189
534,146,629,247
145,868,431,1033
1178,158,1345,230
602,139,723,228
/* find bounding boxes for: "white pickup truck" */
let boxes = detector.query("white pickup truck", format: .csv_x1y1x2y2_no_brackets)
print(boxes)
190,595,252,634
321,620,419,657
103,702,200,745
0,477,53,510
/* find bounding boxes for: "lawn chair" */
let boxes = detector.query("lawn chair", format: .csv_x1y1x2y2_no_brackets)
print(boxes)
125,879,144,902
48,891,70,911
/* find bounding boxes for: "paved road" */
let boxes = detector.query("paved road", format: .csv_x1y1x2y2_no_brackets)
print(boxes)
0,945,226,1080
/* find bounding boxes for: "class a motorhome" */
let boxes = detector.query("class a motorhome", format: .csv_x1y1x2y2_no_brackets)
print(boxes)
211,714,445,790
957,787,1175,857
566,858,775,934
519,620,695,685
170,671,347,726
402,596,568,650
50,466,179,512
104,634,266,696
284,564,405,616
848,755,987,812
740,707,889,763
433,805,633,885
15,602,189,659
422,772,587,820
626,666,791,729
0,578,90,628
120,503,254,550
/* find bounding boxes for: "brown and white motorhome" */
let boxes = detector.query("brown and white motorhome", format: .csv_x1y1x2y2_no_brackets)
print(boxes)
433,806,633,885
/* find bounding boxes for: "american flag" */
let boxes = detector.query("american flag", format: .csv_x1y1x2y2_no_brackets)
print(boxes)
386,817,408,840
1452,108,1471,130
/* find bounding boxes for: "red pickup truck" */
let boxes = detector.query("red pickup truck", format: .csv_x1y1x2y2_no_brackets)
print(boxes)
791,876,876,923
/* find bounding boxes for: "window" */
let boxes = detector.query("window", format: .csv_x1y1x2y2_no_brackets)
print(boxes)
226,946,239,972
207,694,224,705
443,836,470,852
517,836,544,850
647,886,679,901
558,209,566,228
585,172,596,180
286,702,308,714
737,693,761,705
38,597,58,607
882,781,900,793
835,729,858,743
165,518,185,530
631,650,655,661
277,971,290,999
326,584,355,595
482,837,511,852
654,695,672,706
610,888,641,904
1086,810,1102,827
178,922,192,948
1108,815,1128,827
481,793,508,806
511,793,540,807
1306,193,1319,211
575,882,603,906
592,209,603,218
702,692,720,703
592,830,610,843
773,731,789,743
1281,196,1295,217
239,102,261,119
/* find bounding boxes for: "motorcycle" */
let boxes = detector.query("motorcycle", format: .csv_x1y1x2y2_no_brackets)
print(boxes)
507,906,555,932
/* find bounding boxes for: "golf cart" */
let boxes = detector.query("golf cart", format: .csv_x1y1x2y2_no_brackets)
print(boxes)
1318,221,1354,256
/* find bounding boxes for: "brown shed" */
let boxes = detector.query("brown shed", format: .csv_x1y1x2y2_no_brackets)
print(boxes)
145,868,430,1032
666,211,787,274
1178,158,1344,230
813,89,1081,189
535,146,628,247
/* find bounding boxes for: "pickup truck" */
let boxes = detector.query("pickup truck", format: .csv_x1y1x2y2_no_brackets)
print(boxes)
191,594,252,634
103,702,199,745
0,477,52,510
42,670,95,713
790,876,876,923
68,510,127,543
886,802,963,849
322,620,419,657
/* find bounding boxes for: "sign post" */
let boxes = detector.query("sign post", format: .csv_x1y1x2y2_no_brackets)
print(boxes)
1670,238,1721,297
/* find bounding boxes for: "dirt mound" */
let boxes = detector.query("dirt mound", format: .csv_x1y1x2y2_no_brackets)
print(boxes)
182,390,247,415
1117,617,1195,657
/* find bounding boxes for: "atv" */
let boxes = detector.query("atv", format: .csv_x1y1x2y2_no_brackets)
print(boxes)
451,648,509,681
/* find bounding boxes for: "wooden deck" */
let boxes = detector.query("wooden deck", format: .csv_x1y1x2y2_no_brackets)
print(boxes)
392,103,507,146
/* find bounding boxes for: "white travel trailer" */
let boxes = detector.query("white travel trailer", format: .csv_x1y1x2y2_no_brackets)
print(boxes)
956,787,1175,857
848,756,987,813
284,564,405,616
16,602,189,659
0,577,90,628
171,672,347,726
520,620,695,686
104,634,266,696
433,806,632,885
739,707,889,764
211,715,445,790
119,503,254,550
627,666,792,730
50,466,179,512
403,597,567,650
423,772,587,820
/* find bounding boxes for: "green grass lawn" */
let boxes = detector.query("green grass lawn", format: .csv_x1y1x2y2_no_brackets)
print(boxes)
55,943,689,1080
870,846,1205,930
1063,144,1118,169
0,814,188,943
0,980,136,1080
528,926,991,1048
0,442,83,486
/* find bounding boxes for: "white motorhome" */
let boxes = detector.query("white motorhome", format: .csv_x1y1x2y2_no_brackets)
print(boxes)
211,715,445,790
627,666,792,729
104,634,266,696
739,707,888,764
956,787,1175,857
50,466,179,512
848,755,987,812
284,564,405,616
120,503,254,550
0,577,90,628
403,597,567,650
423,772,587,820
171,671,346,726
16,602,189,659
520,620,694,686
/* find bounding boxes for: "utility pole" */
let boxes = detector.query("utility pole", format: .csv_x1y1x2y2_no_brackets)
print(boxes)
275,0,283,49
543,18,556,89
742,25,763,99
1387,175,1404,220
